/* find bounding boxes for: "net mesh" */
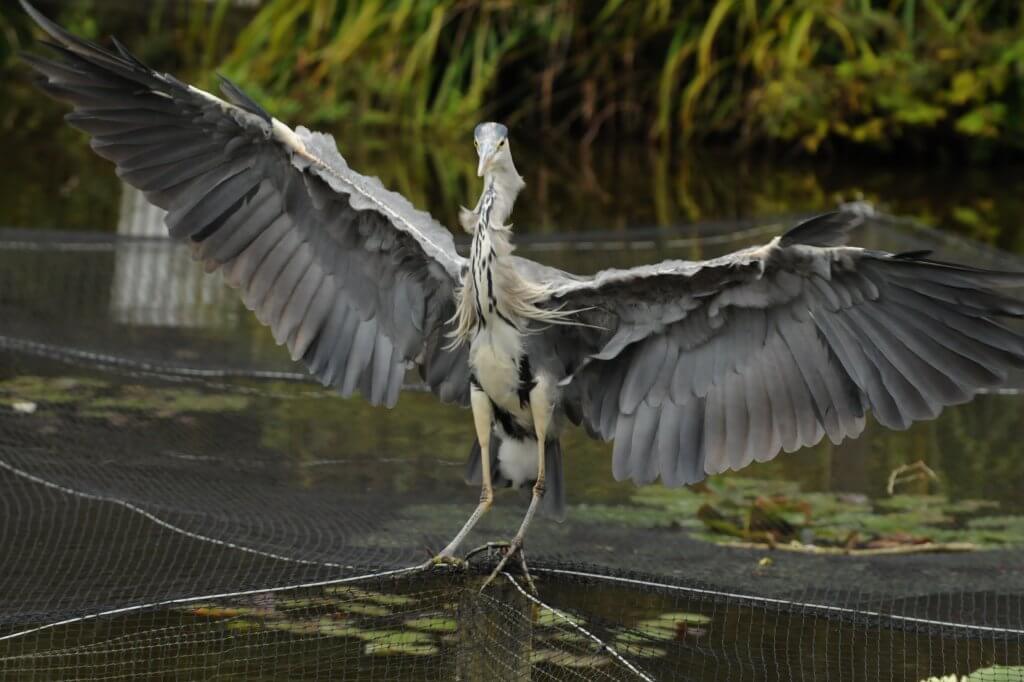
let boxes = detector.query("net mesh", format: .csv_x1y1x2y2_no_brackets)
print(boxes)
1,208,1022,681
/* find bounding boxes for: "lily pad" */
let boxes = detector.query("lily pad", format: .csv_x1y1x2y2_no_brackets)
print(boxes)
545,630,594,646
89,387,249,418
404,616,457,633
0,375,108,406
942,499,1000,514
529,649,561,664
0,375,253,419
224,619,263,633
265,619,319,635
614,631,655,645
634,614,710,641
356,630,434,646
342,603,391,617
317,617,363,637
364,641,439,656
968,515,1024,529
615,642,666,658
535,607,584,628
537,651,611,669
634,620,680,641
677,476,1019,550
655,611,712,626
325,585,417,606
964,666,1024,681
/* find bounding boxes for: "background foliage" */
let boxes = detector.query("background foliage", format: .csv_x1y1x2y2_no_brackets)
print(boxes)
4,0,1024,156
215,0,1024,155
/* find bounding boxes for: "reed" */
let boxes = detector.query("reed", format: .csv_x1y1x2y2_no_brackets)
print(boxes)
211,0,1024,153
3,1,1022,154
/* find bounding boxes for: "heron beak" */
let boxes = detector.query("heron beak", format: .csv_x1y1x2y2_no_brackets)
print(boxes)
476,143,496,177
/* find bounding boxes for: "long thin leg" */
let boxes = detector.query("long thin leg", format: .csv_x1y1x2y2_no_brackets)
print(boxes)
481,380,551,590
426,387,494,565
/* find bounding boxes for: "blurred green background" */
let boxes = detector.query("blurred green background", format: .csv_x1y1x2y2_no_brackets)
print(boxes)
8,1,1024,151
2,0,1024,244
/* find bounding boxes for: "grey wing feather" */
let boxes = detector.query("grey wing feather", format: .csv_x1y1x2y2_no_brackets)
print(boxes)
540,212,1024,486
22,2,469,408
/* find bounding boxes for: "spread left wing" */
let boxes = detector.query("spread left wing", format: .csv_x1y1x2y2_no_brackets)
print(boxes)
21,1,470,407
537,212,1024,486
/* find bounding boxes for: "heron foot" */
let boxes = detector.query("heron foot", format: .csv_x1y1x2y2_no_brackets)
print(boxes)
479,536,536,593
435,553,467,568
417,550,467,571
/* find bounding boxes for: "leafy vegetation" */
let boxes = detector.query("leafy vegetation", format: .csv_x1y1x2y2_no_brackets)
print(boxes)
209,0,1024,154
620,476,1024,551
0,375,249,419
5,1,1022,155
6,2,1024,245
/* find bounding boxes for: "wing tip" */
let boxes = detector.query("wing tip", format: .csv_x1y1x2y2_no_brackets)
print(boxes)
20,0,96,54
19,1,51,34
885,252,1024,287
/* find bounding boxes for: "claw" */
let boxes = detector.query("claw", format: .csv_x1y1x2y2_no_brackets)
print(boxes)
417,552,467,572
479,537,536,592
434,553,467,568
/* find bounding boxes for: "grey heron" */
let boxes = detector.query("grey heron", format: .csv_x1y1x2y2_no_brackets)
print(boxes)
20,3,1024,587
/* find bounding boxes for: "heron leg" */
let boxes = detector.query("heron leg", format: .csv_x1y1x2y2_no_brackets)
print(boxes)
428,387,494,566
481,381,551,591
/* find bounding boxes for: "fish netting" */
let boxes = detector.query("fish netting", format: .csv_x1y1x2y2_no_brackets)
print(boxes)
0,209,1022,681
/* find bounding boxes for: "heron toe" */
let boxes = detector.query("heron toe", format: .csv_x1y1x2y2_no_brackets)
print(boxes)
479,536,536,592
433,553,467,568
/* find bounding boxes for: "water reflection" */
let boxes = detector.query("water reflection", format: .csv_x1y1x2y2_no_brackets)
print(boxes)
4,92,1024,260
110,186,234,328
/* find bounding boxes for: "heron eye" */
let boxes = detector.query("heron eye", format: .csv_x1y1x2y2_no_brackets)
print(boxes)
498,139,505,148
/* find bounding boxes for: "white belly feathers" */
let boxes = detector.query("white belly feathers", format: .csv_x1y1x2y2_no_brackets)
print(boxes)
469,317,529,420
469,317,543,487
496,438,537,488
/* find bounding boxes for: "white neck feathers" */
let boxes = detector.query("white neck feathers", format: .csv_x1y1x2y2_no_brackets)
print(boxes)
459,163,525,234
448,173,575,347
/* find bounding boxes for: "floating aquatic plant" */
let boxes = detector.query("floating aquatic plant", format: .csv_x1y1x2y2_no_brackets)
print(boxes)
404,616,458,633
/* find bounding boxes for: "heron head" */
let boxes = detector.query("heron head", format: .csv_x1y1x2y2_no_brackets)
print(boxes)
474,122,511,177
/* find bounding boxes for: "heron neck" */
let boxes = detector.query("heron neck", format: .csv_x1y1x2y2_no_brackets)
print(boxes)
482,165,524,227
469,177,518,330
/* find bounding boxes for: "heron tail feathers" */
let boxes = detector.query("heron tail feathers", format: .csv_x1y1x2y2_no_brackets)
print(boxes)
464,436,511,489
463,435,567,523
542,440,567,522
